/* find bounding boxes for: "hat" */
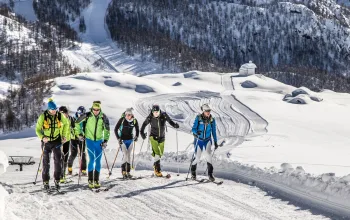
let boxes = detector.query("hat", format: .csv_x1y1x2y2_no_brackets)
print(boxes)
201,103,211,112
125,108,134,115
59,106,68,114
92,101,101,110
47,98,57,110
152,104,160,112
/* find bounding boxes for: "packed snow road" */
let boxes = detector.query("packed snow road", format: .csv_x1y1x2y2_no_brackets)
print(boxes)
1,167,329,220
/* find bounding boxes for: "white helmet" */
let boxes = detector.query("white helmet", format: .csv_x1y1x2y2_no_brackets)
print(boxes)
125,107,134,115
201,103,211,112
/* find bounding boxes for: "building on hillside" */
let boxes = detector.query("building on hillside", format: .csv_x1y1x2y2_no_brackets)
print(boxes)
239,61,257,76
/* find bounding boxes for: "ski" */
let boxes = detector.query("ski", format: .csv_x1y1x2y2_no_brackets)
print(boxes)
90,187,110,193
151,173,171,179
210,180,223,185
117,176,143,181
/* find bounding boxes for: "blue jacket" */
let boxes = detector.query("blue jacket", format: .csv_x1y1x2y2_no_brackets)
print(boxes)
192,114,218,143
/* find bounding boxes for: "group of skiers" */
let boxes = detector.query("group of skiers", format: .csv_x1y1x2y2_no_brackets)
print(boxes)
35,98,219,190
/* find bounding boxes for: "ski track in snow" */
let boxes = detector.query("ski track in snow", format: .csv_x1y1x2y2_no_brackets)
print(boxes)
1,169,329,220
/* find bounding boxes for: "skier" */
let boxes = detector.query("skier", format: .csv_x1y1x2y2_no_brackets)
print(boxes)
191,103,218,182
67,106,87,176
58,106,74,183
35,98,69,190
114,108,139,179
140,104,179,177
75,101,110,189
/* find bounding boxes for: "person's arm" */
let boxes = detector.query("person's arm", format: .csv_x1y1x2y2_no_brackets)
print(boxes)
140,116,151,134
191,116,199,136
163,112,178,128
211,118,218,143
114,118,123,139
35,114,45,140
75,113,88,136
134,119,140,138
60,113,69,142
102,114,110,142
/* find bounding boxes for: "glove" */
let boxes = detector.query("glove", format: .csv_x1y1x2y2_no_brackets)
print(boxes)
78,134,84,141
214,142,219,150
61,137,67,144
141,132,147,140
42,136,49,143
194,130,201,138
174,123,179,129
134,136,138,142
118,139,123,146
101,141,108,149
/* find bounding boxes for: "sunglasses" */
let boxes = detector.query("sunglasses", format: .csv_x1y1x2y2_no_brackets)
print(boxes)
92,108,100,111
204,110,211,112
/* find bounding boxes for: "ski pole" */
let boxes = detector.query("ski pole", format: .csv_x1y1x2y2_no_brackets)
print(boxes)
131,139,136,169
176,129,179,176
109,142,121,177
186,137,199,181
77,139,84,186
133,136,146,171
33,143,44,185
103,148,111,177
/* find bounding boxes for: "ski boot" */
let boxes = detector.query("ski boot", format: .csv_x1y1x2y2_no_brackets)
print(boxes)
81,170,87,176
54,180,60,190
94,170,100,189
191,164,197,180
207,162,215,182
43,181,50,191
122,171,128,179
88,180,94,189
126,172,132,178
153,161,163,177
88,171,94,188
59,176,66,184
67,167,73,175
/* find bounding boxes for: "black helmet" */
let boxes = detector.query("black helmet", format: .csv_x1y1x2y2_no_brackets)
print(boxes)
152,104,160,112
59,106,68,114
77,106,86,114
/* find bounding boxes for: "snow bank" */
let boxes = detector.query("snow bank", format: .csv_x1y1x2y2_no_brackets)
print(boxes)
283,87,323,104
241,80,258,88
0,150,8,219
137,152,350,217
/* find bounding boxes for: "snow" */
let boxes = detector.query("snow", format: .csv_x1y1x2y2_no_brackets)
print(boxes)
0,80,19,100
64,0,167,75
0,150,8,219
1,71,350,218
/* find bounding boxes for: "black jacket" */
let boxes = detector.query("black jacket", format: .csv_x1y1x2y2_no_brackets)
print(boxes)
114,117,139,140
140,111,176,142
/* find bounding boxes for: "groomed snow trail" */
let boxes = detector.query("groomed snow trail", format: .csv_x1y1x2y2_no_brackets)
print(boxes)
1,167,329,220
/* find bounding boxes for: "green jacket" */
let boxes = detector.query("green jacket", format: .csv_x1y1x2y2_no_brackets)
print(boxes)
75,110,110,141
35,111,69,141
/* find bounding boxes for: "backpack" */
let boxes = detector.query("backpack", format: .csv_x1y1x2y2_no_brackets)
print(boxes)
118,111,137,136
43,111,62,129
82,112,109,134
196,114,214,131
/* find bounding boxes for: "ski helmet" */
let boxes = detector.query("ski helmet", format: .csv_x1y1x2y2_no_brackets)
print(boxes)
77,106,86,115
152,104,160,112
59,106,68,114
125,107,134,115
201,103,211,112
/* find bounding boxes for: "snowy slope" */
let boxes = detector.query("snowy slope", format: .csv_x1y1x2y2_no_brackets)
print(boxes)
0,71,350,218
64,0,167,75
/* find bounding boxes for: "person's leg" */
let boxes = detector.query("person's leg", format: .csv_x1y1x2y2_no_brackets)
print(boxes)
42,143,52,184
60,141,70,180
204,140,214,181
52,143,63,183
191,138,204,179
85,139,95,183
68,139,78,173
150,137,162,174
94,140,103,183
81,140,87,172
126,140,133,173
